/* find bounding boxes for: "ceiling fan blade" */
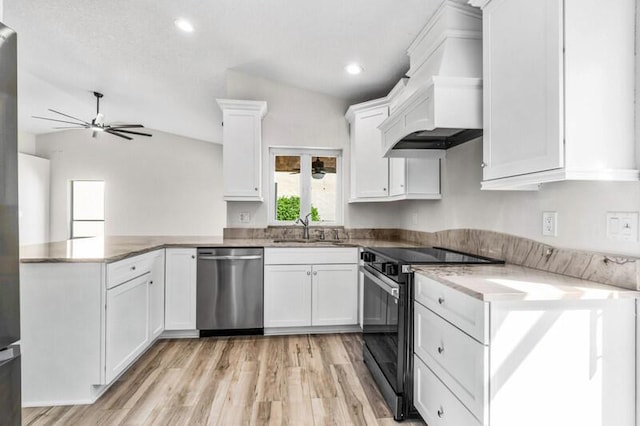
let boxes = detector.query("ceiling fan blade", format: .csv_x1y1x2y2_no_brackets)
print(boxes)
52,126,86,129
108,124,144,129
105,129,132,140
33,115,89,127
109,128,152,137
48,109,90,125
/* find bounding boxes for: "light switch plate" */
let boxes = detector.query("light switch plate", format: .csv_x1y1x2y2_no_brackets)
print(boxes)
239,211,251,224
542,212,557,236
606,212,639,242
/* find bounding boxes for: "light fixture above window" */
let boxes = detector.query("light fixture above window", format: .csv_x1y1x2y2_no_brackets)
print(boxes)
345,63,363,75
174,18,195,33
311,157,326,179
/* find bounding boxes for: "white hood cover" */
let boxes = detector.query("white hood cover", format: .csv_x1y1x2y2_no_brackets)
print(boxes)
380,1,483,157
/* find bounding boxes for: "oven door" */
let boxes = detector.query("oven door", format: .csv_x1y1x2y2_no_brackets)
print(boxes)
362,265,406,394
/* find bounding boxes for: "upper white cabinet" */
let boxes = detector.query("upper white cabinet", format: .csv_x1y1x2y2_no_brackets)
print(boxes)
473,0,639,189
346,99,441,202
165,248,197,330
346,99,391,200
216,99,268,201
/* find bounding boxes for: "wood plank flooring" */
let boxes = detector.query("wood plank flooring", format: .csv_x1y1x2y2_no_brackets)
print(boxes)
22,333,426,426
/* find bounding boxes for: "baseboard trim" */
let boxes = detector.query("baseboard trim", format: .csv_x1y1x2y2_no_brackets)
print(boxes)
264,325,361,336
160,330,199,339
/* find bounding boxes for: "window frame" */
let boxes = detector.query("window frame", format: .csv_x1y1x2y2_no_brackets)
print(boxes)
70,180,105,239
268,147,343,226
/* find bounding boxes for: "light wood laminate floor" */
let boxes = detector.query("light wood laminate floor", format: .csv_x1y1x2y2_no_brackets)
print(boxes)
23,333,426,425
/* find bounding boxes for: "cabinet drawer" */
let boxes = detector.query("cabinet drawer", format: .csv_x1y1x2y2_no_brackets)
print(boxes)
414,273,488,343
414,355,482,426
414,302,487,420
106,251,157,289
264,248,358,265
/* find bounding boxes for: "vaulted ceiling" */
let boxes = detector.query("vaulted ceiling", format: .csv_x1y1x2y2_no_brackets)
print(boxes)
5,0,450,143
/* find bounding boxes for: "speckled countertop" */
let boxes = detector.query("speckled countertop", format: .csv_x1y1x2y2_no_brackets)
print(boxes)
19,235,418,263
412,264,639,301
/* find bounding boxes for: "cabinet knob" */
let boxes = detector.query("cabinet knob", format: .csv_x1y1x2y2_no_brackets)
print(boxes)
438,297,445,305
383,188,387,191
150,280,154,285
131,266,136,271
313,271,317,276
307,271,311,276
254,187,258,191
437,407,444,418
400,184,404,188
480,162,487,168
192,255,195,259
437,346,444,354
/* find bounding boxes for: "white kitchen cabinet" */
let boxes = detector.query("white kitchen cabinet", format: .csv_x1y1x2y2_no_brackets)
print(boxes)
346,99,390,201
473,0,638,189
165,248,197,330
216,99,268,201
148,250,165,339
264,248,359,332
346,98,441,202
105,273,150,384
413,273,636,426
264,264,312,327
311,264,358,326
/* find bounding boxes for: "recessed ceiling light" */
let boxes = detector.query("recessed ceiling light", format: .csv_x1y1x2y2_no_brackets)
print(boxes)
174,18,194,33
345,63,363,75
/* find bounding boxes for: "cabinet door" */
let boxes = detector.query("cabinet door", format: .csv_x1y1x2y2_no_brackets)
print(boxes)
148,250,165,339
351,106,390,199
165,248,197,330
222,109,262,200
388,158,406,197
105,274,150,384
406,157,440,197
264,265,312,327
311,264,358,326
482,0,563,181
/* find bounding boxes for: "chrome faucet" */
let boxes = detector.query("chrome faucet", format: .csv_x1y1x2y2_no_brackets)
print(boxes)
295,213,312,240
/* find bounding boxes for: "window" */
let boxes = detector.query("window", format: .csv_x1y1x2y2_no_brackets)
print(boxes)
71,180,105,238
270,148,342,225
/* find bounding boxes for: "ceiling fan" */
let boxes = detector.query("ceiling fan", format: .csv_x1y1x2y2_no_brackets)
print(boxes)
33,91,152,140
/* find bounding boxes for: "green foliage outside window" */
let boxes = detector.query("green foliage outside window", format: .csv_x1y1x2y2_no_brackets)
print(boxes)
276,196,320,221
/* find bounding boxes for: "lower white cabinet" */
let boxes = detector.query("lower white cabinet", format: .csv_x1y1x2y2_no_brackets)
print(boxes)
264,265,313,327
312,264,358,326
413,273,636,426
165,248,197,330
148,250,165,339
264,248,358,330
105,273,150,384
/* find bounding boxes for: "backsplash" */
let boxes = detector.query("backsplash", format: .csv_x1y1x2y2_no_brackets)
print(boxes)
224,227,639,290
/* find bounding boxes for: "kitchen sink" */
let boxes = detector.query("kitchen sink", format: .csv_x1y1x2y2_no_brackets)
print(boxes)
271,239,348,245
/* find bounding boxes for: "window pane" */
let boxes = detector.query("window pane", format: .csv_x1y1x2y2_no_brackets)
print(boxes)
72,221,104,238
274,156,302,221
310,156,337,223
72,181,105,220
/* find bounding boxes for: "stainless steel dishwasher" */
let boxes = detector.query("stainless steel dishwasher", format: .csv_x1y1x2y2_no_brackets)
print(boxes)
196,247,264,336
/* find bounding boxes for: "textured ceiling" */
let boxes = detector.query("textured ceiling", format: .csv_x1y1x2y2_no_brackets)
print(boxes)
5,0,448,143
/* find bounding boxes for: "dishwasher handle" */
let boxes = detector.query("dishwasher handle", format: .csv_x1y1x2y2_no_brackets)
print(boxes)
198,255,263,261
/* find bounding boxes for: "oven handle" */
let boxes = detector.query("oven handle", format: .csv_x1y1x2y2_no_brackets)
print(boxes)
361,266,400,299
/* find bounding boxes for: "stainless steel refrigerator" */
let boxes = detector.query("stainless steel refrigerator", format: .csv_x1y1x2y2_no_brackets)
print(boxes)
0,21,21,426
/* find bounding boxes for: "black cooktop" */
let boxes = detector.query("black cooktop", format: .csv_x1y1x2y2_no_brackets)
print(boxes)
366,246,504,265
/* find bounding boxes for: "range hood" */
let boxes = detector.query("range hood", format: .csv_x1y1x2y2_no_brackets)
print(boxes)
380,1,483,157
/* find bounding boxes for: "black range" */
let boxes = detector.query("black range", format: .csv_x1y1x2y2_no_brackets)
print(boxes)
360,246,504,421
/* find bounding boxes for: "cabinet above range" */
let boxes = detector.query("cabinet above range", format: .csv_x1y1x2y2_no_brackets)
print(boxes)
346,97,442,203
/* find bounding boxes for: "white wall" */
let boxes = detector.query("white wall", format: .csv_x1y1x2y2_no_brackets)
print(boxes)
399,138,640,257
18,131,36,154
36,129,225,241
224,70,401,229
18,153,50,245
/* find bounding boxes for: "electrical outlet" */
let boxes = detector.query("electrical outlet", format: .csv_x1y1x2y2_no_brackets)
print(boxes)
542,212,557,237
606,212,638,242
239,212,251,224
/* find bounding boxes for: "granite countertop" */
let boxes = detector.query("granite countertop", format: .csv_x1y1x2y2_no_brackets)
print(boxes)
20,235,418,263
412,264,639,302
